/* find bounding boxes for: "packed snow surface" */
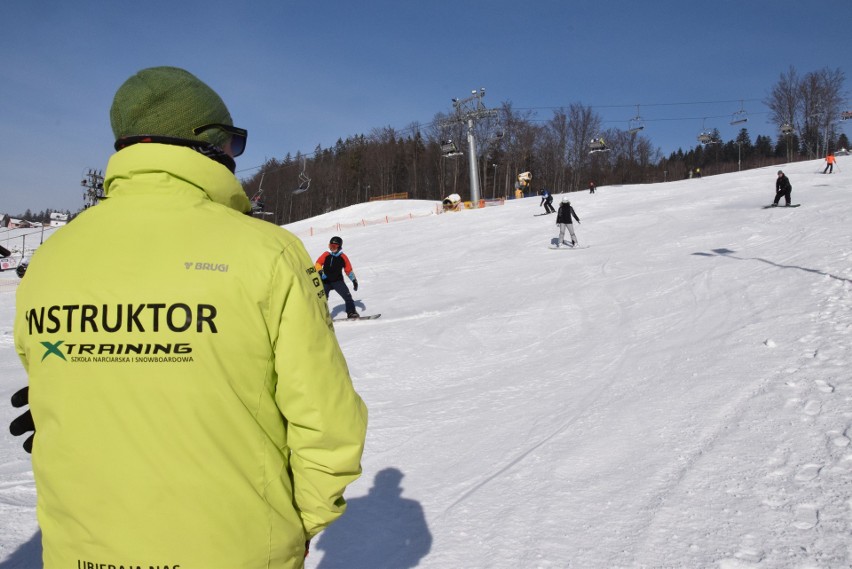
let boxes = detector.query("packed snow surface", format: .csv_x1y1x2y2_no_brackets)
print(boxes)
2,157,851,568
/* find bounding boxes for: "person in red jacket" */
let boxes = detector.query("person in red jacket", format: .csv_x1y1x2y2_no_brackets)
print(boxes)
316,236,360,318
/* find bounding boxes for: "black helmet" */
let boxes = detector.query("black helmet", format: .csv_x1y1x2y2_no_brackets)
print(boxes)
329,236,343,248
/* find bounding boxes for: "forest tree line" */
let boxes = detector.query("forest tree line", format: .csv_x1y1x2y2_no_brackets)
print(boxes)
240,66,847,226
8,67,846,226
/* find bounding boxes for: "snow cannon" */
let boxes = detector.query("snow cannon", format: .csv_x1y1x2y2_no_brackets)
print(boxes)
442,193,463,212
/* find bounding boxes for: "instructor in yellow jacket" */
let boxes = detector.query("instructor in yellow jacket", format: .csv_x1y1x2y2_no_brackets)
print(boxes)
12,66,367,569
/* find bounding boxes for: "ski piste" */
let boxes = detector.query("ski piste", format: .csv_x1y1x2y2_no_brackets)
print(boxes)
333,314,381,322
762,204,801,209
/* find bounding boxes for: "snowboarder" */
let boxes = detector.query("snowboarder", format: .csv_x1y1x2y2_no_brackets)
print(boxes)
589,180,596,194
555,197,580,247
773,170,793,207
539,188,555,214
316,235,361,318
823,152,836,174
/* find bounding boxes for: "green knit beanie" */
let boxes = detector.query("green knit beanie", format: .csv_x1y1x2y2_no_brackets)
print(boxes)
110,66,232,149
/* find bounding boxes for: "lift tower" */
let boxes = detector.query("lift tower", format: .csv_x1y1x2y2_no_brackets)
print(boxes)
441,89,498,204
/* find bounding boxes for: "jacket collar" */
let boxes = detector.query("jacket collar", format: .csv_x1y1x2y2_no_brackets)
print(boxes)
103,143,251,214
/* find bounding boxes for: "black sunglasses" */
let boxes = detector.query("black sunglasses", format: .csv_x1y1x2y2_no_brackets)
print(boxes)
192,123,248,157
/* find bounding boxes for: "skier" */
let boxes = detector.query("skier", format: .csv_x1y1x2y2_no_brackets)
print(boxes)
539,188,556,214
823,152,836,174
555,196,581,247
589,180,596,194
10,66,367,568
772,170,793,206
316,235,361,318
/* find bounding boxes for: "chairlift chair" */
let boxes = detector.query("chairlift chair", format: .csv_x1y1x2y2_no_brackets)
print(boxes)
698,132,720,145
730,110,748,126
250,173,268,215
780,123,794,135
627,120,645,134
697,119,720,145
441,139,463,158
627,105,644,134
730,101,749,125
250,191,272,216
841,110,852,121
589,137,609,153
292,157,311,194
293,172,311,195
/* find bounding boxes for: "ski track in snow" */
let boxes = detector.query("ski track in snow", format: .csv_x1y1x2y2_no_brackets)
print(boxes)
634,242,852,568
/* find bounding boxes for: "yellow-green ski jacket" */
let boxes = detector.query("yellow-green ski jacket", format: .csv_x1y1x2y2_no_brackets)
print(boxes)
14,144,368,569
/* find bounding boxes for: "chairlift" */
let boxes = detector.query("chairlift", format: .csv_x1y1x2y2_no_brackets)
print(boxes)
488,117,506,142
841,110,852,121
697,119,719,145
627,105,645,134
441,139,463,158
698,118,719,146
250,174,273,217
589,137,609,154
780,123,794,135
729,101,749,125
292,156,311,194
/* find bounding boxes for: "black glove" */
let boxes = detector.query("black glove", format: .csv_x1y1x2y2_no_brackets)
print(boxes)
10,386,34,454
353,279,359,291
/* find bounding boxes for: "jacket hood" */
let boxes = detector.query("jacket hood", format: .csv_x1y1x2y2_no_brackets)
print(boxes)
104,143,251,214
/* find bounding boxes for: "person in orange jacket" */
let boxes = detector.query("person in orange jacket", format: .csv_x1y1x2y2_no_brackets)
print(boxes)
823,152,836,174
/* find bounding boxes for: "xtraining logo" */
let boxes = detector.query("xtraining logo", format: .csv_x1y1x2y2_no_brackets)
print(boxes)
41,340,66,361
25,302,215,364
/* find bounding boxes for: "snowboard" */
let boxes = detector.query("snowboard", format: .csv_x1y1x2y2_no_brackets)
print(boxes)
333,314,381,322
762,204,800,209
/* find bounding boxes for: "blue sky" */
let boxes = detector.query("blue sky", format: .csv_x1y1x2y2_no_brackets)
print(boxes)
2,0,848,215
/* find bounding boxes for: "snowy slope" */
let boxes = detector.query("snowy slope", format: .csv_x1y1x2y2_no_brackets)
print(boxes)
1,158,851,568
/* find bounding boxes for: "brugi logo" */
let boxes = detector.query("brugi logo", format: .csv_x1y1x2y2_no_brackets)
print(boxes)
186,261,229,272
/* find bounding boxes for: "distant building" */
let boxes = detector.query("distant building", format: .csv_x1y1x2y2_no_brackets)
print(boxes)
49,212,69,227
2,215,33,229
